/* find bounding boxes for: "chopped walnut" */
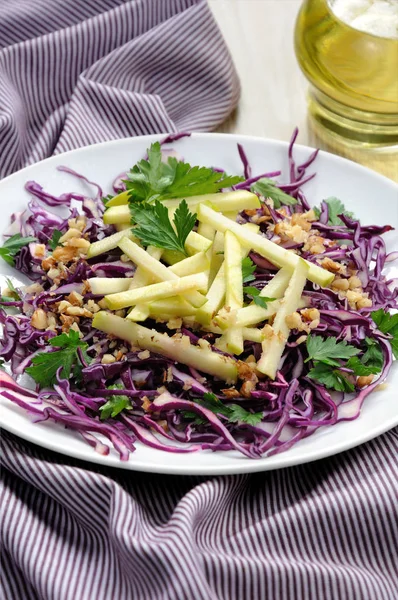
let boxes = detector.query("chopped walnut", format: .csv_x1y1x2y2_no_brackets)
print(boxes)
67,291,83,306
141,396,151,411
85,299,100,313
285,312,302,330
300,308,320,322
47,268,61,280
262,324,274,339
222,387,241,398
357,297,373,309
348,275,362,290
285,312,310,333
240,380,256,398
66,238,90,250
357,375,374,388
52,245,78,263
101,354,116,365
57,300,72,313
166,317,183,330
45,312,58,331
31,309,48,330
65,306,93,318
274,222,309,244
68,216,87,232
303,235,326,255
237,360,258,384
346,290,372,310
291,213,312,232
98,299,108,309
59,228,82,243
320,257,346,275
60,314,79,332
331,277,349,292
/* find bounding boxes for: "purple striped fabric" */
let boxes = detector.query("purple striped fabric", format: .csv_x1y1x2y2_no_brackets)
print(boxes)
1,2,398,599
0,0,239,177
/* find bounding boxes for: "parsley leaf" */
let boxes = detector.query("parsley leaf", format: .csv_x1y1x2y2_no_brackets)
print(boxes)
49,229,63,251
228,404,263,425
126,142,243,204
243,286,274,309
314,197,355,226
307,363,355,392
346,357,376,377
130,199,196,256
362,337,384,373
26,330,88,388
241,257,256,283
100,384,131,420
184,393,262,426
371,309,398,359
305,335,360,366
251,178,298,209
0,234,37,267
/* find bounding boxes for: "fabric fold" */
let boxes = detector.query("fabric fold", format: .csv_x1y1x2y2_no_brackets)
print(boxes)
0,0,239,177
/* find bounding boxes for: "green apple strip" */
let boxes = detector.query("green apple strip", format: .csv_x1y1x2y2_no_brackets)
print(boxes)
208,231,225,286
184,231,212,255
105,190,130,207
87,228,138,259
103,190,260,224
127,305,150,322
197,222,215,241
88,278,132,295
118,237,206,308
197,204,334,287
168,252,209,277
129,246,162,289
162,190,260,212
103,205,131,225
105,272,208,310
195,263,226,325
92,312,237,383
257,259,309,379
216,267,292,329
147,298,196,318
224,231,244,355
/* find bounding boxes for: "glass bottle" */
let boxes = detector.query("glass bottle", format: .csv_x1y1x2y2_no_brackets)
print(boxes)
294,0,398,181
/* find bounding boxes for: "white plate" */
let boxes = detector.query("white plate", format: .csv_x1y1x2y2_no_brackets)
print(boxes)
0,133,397,475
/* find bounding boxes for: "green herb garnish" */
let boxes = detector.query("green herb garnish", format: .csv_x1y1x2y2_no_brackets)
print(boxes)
243,286,275,309
251,178,298,209
126,142,243,204
130,199,196,256
371,309,398,359
49,229,63,251
26,330,88,388
241,257,256,284
305,335,360,367
314,197,355,226
0,234,36,267
184,392,262,426
100,384,131,420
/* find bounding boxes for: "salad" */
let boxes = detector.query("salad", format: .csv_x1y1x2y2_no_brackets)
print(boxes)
0,131,397,460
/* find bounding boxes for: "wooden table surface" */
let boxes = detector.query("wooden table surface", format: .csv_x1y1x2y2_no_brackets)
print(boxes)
209,0,398,182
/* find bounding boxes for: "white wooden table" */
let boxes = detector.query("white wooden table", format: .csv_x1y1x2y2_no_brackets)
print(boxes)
210,0,398,182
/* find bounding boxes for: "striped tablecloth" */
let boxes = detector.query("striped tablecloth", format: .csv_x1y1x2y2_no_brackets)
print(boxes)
1,1,397,599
